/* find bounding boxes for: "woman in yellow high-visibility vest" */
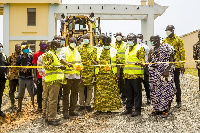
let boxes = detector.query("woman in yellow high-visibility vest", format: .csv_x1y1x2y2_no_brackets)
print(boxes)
94,36,121,114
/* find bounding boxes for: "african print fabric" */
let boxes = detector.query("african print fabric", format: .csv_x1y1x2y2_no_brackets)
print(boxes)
148,43,176,112
162,34,185,68
193,41,200,69
77,44,96,86
94,49,121,111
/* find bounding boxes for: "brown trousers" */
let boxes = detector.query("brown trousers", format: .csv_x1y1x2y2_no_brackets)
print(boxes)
62,79,80,115
79,85,93,106
46,82,60,121
42,80,48,115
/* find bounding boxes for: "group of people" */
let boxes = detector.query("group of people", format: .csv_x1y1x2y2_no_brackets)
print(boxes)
0,24,191,126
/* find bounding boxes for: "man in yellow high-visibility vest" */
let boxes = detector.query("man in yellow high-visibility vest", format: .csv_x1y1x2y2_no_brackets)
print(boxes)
44,40,66,126
60,37,81,119
120,33,145,117
111,32,127,104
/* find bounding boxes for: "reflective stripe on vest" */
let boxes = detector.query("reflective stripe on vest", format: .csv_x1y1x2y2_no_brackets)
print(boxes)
112,42,126,64
124,44,144,75
95,47,117,74
45,51,64,82
64,46,81,75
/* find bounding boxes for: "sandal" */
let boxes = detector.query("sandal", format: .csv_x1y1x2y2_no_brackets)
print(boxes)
150,111,157,116
161,112,168,118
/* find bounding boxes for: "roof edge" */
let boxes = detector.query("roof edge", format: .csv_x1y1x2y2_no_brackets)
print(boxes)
180,29,200,38
0,0,62,4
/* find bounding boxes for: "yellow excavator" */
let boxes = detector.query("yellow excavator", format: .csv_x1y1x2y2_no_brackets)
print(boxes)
61,15,101,46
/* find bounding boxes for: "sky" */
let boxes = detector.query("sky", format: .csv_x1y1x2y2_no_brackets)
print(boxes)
0,0,200,43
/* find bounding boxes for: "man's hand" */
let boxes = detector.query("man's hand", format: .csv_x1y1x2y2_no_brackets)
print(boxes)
22,68,28,73
180,67,185,73
162,70,169,78
67,63,73,68
60,65,66,70
33,77,38,84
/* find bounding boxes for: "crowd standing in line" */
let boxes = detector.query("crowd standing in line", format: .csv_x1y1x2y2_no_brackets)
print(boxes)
0,24,195,126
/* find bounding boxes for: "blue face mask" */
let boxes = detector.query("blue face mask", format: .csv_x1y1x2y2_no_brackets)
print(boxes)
83,39,89,44
127,41,134,46
61,41,65,46
0,47,3,53
23,49,29,54
150,41,154,45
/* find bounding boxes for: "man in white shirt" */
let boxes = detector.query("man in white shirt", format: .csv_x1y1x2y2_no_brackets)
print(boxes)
60,37,81,119
137,34,150,105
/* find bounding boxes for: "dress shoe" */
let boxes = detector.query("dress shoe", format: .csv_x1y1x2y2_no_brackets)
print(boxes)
120,109,132,115
63,114,70,119
176,102,181,108
86,106,93,112
0,111,5,117
69,112,79,116
47,120,61,126
131,111,141,117
147,98,151,105
77,106,85,111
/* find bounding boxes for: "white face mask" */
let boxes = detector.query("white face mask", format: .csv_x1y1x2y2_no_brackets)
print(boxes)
0,47,3,53
116,36,122,41
104,45,111,50
137,38,142,44
166,31,172,36
70,43,76,48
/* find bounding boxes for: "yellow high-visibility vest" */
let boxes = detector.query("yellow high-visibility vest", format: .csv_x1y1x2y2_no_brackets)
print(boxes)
45,51,65,83
111,41,126,64
124,44,144,75
64,46,81,75
95,47,117,74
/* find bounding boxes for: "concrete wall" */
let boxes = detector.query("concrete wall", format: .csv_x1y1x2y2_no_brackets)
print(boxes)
180,32,198,68
6,3,49,54
10,3,49,36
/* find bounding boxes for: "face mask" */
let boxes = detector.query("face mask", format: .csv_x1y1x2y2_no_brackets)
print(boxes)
23,49,29,54
166,31,172,36
83,39,89,44
116,36,122,41
150,41,154,46
61,41,65,46
127,41,134,46
104,46,111,50
70,43,76,48
137,38,142,44
0,47,3,53
40,45,47,50
55,48,62,53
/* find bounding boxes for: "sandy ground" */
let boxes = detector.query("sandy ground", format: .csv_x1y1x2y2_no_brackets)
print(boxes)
1,74,200,133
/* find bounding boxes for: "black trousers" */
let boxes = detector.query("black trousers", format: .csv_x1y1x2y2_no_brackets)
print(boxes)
0,79,6,109
37,78,43,109
198,69,200,91
174,68,181,102
142,67,150,99
9,79,18,94
125,78,142,112
119,67,125,98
